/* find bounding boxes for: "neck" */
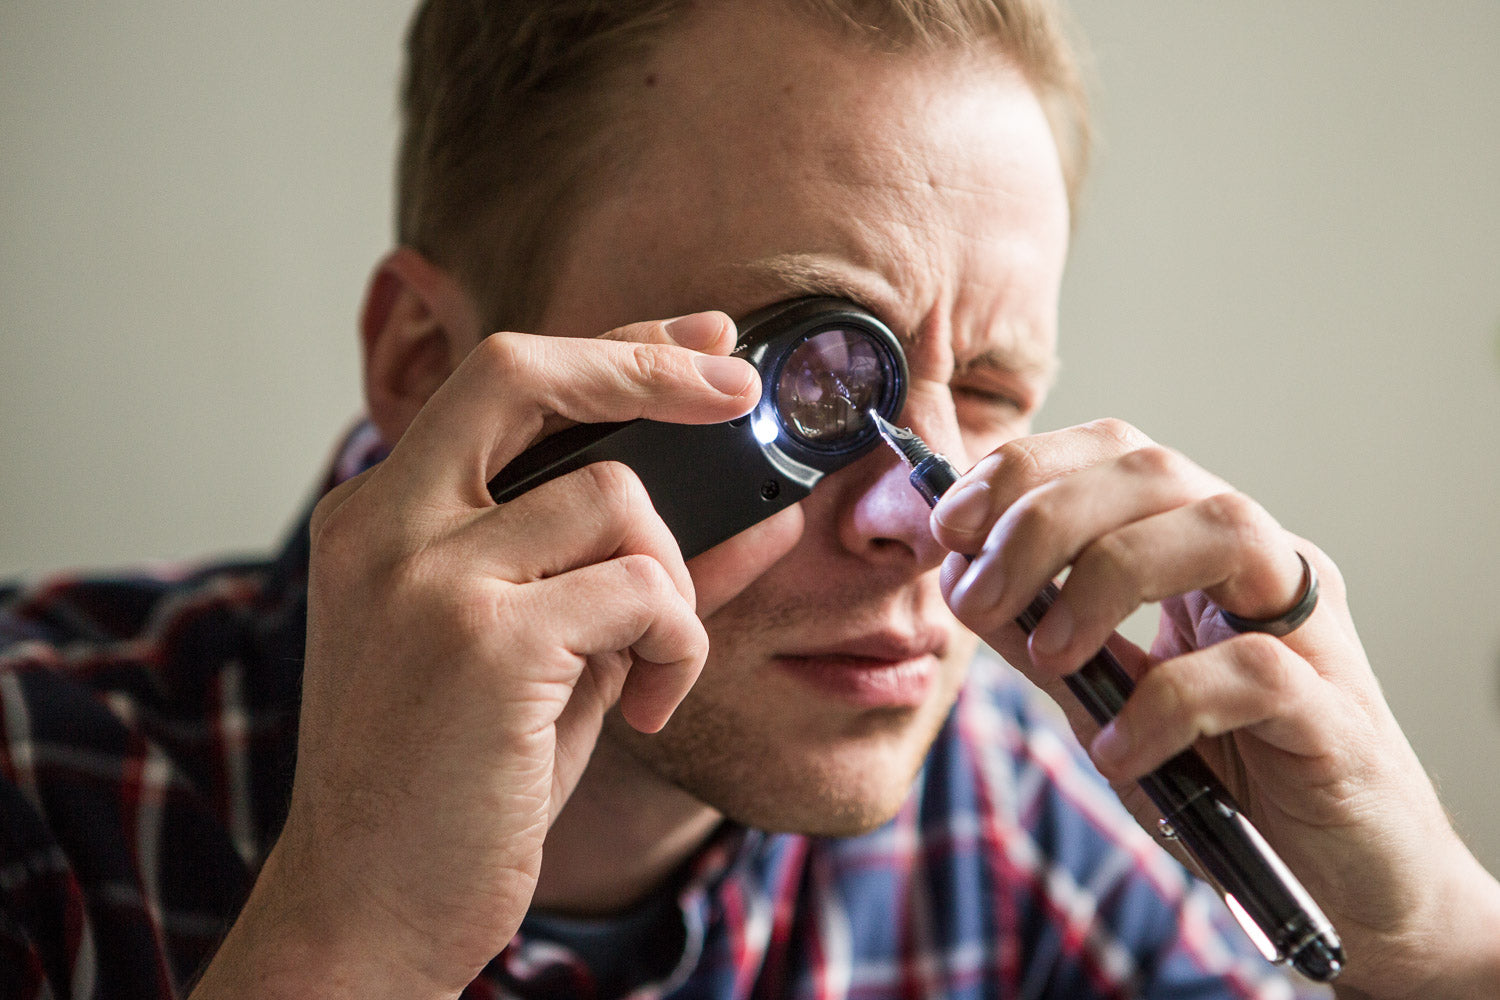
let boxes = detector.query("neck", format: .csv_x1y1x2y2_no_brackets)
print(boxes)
533,722,723,916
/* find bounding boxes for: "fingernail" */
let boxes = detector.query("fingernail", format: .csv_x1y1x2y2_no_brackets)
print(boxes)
934,481,992,535
665,311,727,350
693,354,755,395
1092,721,1129,772
1030,601,1073,656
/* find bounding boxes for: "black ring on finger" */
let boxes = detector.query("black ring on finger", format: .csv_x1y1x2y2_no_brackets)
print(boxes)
1219,551,1319,637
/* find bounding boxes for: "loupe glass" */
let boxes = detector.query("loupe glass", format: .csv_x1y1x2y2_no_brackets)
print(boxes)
775,327,890,448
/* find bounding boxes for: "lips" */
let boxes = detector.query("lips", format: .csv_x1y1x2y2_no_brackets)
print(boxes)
772,630,948,709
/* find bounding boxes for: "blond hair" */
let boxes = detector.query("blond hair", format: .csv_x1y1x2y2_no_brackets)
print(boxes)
398,0,1090,331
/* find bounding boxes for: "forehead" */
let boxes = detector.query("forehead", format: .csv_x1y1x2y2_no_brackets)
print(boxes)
538,3,1069,375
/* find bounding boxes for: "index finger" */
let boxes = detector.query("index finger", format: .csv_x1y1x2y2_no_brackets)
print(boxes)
594,310,738,354
527,310,742,449
379,315,760,507
931,418,1157,553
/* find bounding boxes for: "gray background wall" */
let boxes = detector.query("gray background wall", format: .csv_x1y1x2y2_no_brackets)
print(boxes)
3,3,1498,874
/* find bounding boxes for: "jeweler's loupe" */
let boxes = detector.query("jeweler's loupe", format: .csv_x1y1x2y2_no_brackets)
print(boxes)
487,297,909,558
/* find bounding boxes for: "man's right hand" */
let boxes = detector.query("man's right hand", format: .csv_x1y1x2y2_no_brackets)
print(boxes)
191,312,773,999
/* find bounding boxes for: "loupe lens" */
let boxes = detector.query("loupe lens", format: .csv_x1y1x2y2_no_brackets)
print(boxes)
775,327,889,446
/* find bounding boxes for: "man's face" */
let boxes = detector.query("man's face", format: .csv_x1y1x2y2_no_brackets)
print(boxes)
534,4,1070,834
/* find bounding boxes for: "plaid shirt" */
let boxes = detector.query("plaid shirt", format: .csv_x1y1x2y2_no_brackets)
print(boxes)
0,423,1322,1000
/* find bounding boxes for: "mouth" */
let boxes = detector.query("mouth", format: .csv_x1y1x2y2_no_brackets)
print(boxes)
772,632,947,709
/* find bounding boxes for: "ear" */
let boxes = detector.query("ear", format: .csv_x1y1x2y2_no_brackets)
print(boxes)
359,246,485,448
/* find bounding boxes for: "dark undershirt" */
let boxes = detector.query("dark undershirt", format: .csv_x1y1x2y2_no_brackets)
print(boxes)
522,881,688,999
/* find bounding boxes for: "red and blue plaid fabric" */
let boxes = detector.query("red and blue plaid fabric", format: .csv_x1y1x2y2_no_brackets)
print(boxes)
0,423,1320,999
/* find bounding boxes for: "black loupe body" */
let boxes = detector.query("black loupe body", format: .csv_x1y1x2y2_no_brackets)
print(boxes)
487,297,909,559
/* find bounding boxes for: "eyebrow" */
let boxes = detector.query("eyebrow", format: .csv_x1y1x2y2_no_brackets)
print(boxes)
737,251,1060,386
737,252,891,314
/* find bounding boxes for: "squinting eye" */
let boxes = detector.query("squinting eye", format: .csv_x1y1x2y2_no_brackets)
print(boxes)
952,383,1025,413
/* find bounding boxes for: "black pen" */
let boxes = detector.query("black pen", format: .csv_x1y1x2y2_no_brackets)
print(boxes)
869,411,1344,983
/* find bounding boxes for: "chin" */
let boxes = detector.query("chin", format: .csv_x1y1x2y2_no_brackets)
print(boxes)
690,753,924,838
605,700,947,838
735,782,915,838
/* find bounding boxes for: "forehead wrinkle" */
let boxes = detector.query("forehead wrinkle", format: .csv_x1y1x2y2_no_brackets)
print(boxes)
731,180,958,325
946,260,1060,383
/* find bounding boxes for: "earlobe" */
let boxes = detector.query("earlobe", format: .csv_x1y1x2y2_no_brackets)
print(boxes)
359,246,484,447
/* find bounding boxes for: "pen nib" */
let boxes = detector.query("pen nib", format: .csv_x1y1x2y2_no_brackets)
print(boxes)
868,409,934,469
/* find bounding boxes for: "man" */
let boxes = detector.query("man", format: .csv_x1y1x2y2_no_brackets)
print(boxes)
3,1,1498,998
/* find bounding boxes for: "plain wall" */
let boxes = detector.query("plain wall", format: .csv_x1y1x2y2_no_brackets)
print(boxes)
3,3,1498,875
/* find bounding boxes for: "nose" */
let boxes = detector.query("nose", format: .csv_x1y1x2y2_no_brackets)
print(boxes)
825,393,959,571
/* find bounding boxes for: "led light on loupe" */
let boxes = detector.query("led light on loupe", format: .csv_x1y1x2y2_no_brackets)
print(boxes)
776,328,887,445
750,409,780,445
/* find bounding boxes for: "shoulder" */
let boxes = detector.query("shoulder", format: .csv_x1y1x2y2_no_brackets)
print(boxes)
0,553,307,996
0,549,307,802
1,557,271,652
0,558,300,763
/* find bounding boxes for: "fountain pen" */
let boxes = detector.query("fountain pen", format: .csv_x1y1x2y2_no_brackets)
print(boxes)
869,411,1344,982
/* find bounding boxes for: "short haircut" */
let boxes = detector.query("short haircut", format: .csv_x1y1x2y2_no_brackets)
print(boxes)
397,0,1090,333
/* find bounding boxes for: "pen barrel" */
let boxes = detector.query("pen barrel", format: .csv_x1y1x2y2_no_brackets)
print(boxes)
1149,779,1343,980
908,455,960,506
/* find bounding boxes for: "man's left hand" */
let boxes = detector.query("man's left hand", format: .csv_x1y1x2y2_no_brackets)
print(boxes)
930,418,1500,999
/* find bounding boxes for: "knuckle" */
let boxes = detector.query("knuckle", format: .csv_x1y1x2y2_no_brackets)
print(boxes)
1078,531,1146,595
1150,662,1223,740
1118,443,1186,481
993,436,1049,491
310,497,369,571
1200,490,1275,549
472,329,529,379
1086,417,1151,453
1200,489,1254,526
309,491,346,548
1232,633,1297,694
1148,662,1194,721
625,342,673,387
580,458,642,505
448,579,505,640
1008,489,1068,549
574,461,654,532
671,615,711,664
308,488,341,538
616,552,674,598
